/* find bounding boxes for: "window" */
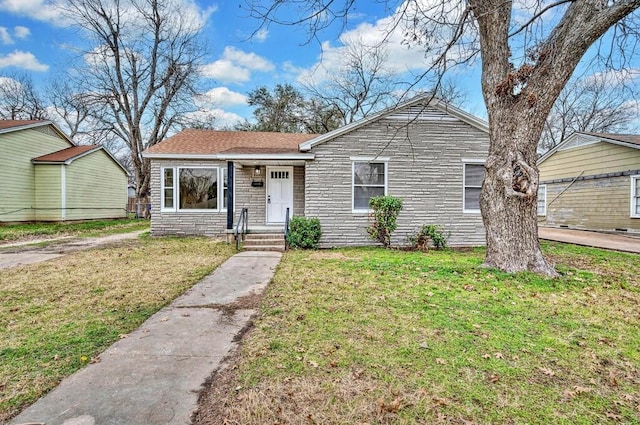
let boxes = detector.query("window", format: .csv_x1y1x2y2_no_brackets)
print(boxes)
463,163,485,212
222,167,228,210
632,175,640,218
179,168,218,210
162,168,174,210
353,161,387,211
537,185,547,216
162,166,230,212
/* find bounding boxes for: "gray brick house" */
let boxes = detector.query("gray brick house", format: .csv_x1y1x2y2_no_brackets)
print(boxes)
142,94,490,247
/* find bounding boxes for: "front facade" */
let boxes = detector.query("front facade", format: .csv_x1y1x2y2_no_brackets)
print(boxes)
0,120,129,222
144,96,491,247
537,132,640,233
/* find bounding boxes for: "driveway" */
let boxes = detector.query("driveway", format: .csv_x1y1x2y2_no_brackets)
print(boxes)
539,227,640,254
0,230,147,270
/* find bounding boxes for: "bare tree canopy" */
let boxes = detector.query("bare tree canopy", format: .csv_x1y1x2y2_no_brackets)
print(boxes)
541,71,638,152
0,72,48,120
301,37,401,126
60,0,207,211
245,0,640,275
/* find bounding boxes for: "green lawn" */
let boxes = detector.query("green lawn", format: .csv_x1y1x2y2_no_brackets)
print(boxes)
0,237,234,422
194,242,640,424
0,218,149,243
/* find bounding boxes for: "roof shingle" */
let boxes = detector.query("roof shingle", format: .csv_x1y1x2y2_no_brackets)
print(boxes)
582,132,640,147
0,120,46,131
144,130,318,155
32,145,99,163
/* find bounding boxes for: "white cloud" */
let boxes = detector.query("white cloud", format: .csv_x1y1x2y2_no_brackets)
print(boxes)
0,50,49,71
0,26,31,45
200,87,248,107
0,27,12,45
583,68,640,87
221,46,274,72
14,26,30,39
254,28,269,43
209,108,244,127
0,0,63,22
201,46,274,84
0,0,214,30
186,108,244,129
201,60,251,83
294,1,475,86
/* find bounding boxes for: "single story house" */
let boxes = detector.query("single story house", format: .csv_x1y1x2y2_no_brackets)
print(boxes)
0,120,129,222
142,94,491,247
537,132,640,233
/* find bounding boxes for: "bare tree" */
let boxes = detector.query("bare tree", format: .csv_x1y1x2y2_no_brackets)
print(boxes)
61,0,207,212
301,37,400,125
246,0,640,275
540,72,637,152
0,72,48,120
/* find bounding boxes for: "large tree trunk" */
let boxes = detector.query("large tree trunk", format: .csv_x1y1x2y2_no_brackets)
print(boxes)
468,0,640,276
480,106,557,276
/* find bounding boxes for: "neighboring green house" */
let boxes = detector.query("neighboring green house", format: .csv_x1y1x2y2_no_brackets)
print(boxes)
537,132,640,233
0,120,129,223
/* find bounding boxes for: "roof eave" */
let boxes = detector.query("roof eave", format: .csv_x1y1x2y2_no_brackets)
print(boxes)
0,120,76,146
142,152,315,160
32,146,131,176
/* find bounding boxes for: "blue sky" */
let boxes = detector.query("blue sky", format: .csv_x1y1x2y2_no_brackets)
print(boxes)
1,0,638,131
0,0,490,128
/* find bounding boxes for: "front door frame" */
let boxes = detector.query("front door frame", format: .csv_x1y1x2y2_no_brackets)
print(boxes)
265,166,294,224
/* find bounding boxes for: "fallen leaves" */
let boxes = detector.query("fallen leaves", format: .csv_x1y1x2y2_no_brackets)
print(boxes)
377,395,404,414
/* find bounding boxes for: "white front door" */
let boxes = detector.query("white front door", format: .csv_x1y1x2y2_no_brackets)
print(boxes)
266,166,293,223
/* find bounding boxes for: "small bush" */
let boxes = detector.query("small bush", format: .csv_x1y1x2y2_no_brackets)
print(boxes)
367,196,403,248
409,224,449,251
286,217,321,249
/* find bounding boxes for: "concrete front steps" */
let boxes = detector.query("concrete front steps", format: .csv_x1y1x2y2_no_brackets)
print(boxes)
242,232,286,252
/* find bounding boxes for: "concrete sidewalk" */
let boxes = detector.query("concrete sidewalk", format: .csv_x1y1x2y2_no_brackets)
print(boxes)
539,227,640,254
9,251,282,425
0,230,147,270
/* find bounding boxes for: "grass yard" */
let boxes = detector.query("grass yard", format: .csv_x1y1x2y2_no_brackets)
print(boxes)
0,236,234,422
0,218,150,243
195,242,640,424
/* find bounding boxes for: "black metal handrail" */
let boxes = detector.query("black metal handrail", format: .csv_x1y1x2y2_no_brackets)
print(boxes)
284,207,290,250
234,208,248,250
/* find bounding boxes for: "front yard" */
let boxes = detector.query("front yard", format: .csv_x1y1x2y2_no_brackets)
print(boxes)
0,218,149,244
0,237,234,422
195,243,640,424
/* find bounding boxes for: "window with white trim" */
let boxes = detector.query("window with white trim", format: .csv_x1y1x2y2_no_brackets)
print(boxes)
222,167,228,211
632,175,640,218
162,167,175,210
179,168,218,210
353,161,387,211
463,163,485,212
537,184,547,216
162,166,228,212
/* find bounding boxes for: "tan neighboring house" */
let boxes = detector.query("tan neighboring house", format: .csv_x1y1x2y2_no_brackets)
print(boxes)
0,120,129,223
537,132,640,233
143,94,491,247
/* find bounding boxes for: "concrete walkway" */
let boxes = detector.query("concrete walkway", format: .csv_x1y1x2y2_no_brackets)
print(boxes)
10,251,282,425
0,230,147,270
539,227,640,254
